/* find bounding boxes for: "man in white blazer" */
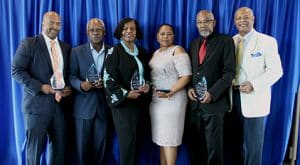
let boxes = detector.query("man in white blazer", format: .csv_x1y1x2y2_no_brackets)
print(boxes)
230,7,283,165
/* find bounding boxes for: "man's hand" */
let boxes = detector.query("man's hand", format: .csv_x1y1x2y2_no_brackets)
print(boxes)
93,79,104,88
240,81,253,94
80,81,93,91
188,88,198,101
41,84,55,94
60,86,72,97
200,91,212,103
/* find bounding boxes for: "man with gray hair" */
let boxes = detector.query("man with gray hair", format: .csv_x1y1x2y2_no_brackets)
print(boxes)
230,7,283,165
69,18,111,165
187,10,235,165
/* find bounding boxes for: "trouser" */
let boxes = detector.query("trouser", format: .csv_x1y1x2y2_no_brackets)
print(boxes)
187,108,225,165
226,88,265,165
24,108,65,165
74,114,107,165
111,105,141,165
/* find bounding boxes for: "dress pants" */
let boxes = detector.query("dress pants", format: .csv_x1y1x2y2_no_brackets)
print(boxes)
230,88,265,165
187,107,225,165
74,113,107,165
111,103,141,165
23,106,65,165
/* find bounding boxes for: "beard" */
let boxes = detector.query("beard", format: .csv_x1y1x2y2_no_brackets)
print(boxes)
200,29,211,38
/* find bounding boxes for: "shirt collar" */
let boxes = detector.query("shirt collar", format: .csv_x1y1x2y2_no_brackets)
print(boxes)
238,29,254,42
42,32,58,44
90,43,105,54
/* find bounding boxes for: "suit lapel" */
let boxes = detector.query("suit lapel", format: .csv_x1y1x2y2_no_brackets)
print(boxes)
244,31,258,64
37,34,52,69
84,43,94,67
193,38,201,70
58,40,68,70
203,36,216,63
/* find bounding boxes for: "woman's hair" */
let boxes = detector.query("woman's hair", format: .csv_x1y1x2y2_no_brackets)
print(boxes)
157,23,175,35
113,17,143,40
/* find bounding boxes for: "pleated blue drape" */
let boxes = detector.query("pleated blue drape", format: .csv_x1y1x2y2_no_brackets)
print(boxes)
1,0,299,164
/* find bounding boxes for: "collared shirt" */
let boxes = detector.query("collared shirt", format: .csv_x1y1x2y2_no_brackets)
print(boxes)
90,43,105,74
234,29,254,85
42,32,64,73
236,29,254,55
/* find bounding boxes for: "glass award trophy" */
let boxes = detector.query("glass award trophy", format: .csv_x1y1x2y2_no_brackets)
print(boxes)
195,76,207,101
50,71,65,90
86,64,101,85
130,70,145,90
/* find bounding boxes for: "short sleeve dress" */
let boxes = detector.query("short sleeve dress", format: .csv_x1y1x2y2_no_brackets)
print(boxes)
149,45,192,146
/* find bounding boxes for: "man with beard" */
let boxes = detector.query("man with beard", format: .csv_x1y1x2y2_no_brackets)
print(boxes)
69,18,111,165
12,11,71,164
186,10,235,165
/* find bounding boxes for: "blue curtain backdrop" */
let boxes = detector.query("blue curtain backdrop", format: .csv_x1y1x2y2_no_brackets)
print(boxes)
1,0,299,164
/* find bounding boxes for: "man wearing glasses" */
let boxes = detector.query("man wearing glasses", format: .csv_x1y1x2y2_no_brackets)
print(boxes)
69,18,112,165
187,10,235,165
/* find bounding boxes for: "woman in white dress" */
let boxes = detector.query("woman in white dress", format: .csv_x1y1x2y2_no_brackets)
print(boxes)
149,24,192,165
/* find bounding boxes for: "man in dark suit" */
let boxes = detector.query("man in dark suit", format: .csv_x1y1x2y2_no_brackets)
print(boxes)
186,10,235,165
12,11,71,165
69,18,112,165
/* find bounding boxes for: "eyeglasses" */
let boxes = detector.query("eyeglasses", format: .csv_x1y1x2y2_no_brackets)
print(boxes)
88,28,104,33
196,19,214,25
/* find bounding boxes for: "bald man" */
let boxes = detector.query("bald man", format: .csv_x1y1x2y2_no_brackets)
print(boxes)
12,11,71,164
229,7,283,165
186,10,235,165
69,18,112,165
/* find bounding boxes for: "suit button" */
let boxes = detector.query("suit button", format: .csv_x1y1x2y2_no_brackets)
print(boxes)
197,72,200,75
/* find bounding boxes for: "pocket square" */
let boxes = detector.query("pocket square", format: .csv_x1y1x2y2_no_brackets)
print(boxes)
251,52,262,57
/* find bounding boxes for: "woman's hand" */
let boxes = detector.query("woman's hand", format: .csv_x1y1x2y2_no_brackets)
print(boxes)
156,91,168,98
138,83,150,93
127,90,141,99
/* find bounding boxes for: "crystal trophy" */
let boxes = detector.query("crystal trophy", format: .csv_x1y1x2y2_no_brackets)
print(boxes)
50,71,65,90
195,76,207,101
86,64,101,85
130,70,145,90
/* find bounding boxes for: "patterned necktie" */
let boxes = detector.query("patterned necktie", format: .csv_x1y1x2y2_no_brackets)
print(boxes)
50,40,63,102
50,41,60,71
235,38,244,83
199,39,207,64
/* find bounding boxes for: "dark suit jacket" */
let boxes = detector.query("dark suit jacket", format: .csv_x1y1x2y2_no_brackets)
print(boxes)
189,32,235,114
104,43,151,109
12,34,71,115
69,43,111,119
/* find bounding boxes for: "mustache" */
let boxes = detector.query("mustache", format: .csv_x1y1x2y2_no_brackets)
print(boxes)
47,28,59,33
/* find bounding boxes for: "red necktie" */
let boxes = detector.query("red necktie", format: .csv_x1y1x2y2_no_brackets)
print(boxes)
198,39,207,64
